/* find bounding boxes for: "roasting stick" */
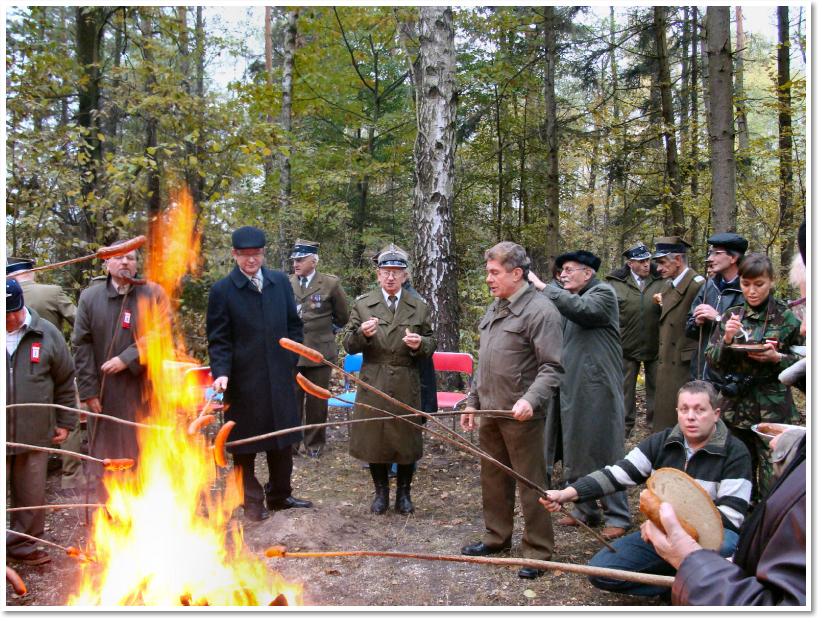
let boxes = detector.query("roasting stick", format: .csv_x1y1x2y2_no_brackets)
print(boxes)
6,504,104,513
6,529,93,563
6,442,134,471
275,340,615,553
5,236,147,279
5,403,171,430
264,547,675,588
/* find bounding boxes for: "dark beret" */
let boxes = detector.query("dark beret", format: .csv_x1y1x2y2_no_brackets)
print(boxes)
231,226,266,249
556,250,601,272
707,232,748,255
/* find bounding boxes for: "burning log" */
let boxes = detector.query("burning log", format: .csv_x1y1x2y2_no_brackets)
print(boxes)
279,339,615,553
265,547,675,589
6,567,27,595
5,236,147,279
6,442,134,471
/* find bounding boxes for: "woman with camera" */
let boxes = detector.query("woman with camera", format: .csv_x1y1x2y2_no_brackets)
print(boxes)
705,253,803,501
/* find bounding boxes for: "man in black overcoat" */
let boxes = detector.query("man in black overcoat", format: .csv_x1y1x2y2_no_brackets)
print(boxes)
207,226,312,521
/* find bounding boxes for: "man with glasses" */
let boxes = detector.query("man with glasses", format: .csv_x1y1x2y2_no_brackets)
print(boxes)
686,233,747,383
342,244,435,516
529,250,631,541
651,236,703,433
207,226,312,522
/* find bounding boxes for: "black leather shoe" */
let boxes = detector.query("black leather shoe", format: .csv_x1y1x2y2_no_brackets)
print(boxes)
266,496,313,511
371,487,389,514
517,566,545,580
461,541,510,556
244,505,270,522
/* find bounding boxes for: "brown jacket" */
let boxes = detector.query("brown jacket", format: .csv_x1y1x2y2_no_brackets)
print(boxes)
654,267,704,431
467,284,563,413
289,272,349,367
341,288,436,464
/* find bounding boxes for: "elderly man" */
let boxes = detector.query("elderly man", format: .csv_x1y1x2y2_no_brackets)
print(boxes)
652,237,704,432
207,226,312,522
606,242,666,435
6,279,76,565
529,250,630,540
342,244,435,515
460,241,563,580
72,243,168,500
685,232,747,383
289,238,349,458
541,381,752,598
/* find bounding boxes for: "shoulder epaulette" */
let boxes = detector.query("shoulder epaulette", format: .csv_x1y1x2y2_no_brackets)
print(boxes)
694,275,705,283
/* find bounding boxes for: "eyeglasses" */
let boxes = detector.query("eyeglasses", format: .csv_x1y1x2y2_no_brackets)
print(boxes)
379,269,404,279
560,267,588,275
788,297,806,322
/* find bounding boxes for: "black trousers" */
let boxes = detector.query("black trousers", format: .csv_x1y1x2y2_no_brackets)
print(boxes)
232,448,293,509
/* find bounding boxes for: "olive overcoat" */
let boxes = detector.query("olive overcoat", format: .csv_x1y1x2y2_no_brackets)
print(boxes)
341,288,436,464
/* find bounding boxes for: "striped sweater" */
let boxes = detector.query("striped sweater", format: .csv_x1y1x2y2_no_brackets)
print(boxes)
571,419,752,531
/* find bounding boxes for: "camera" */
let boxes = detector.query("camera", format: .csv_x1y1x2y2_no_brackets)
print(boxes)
718,373,756,398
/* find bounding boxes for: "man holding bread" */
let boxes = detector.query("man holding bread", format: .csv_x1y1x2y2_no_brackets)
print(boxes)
539,381,752,598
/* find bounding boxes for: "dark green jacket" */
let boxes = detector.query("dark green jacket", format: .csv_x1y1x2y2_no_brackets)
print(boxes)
606,265,666,361
6,308,77,453
289,272,350,367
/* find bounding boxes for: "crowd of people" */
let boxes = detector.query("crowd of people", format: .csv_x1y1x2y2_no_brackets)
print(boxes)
6,223,806,606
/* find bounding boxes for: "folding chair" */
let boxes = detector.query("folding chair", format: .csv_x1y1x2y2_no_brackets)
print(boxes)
328,353,363,408
432,352,474,431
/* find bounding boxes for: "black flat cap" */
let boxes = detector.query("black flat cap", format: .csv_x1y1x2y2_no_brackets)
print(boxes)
556,250,601,272
6,257,34,275
623,242,651,261
652,236,691,258
231,226,266,249
6,278,24,312
707,232,748,255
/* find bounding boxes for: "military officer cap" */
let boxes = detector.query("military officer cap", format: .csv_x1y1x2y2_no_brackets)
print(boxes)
231,226,266,249
6,278,24,312
6,257,34,275
707,232,748,255
652,236,691,258
623,242,652,261
556,249,601,272
290,238,319,259
376,243,409,269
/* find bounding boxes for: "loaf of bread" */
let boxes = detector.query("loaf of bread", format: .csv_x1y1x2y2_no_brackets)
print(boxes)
639,468,724,551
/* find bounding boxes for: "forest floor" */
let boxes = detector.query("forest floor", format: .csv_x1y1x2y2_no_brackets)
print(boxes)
13,384,803,608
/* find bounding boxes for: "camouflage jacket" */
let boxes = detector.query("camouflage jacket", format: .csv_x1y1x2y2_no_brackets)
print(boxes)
705,296,803,427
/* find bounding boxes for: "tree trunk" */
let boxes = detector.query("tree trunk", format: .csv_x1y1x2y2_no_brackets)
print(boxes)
494,84,504,241
407,6,459,352
278,9,298,270
139,8,161,239
543,6,559,267
690,7,699,203
264,6,274,180
705,6,736,232
734,7,750,157
653,6,684,234
777,6,794,269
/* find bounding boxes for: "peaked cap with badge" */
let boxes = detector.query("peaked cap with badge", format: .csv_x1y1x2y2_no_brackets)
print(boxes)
290,239,319,259
652,236,691,259
623,242,652,261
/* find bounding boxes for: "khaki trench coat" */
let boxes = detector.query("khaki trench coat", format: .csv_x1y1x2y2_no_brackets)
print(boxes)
654,267,704,431
341,288,436,464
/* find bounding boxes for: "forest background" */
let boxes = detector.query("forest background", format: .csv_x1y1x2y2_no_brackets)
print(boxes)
5,5,807,360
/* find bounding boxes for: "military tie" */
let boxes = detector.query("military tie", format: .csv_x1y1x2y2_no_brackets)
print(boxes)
250,275,262,292
387,295,397,315
300,276,308,290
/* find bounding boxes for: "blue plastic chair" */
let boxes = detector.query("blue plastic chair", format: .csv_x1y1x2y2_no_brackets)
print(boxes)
328,353,363,408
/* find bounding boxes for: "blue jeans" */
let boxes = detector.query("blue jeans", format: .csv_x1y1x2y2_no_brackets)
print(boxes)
588,528,739,598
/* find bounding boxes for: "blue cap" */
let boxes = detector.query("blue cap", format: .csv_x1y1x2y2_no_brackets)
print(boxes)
623,242,651,261
231,226,266,249
6,278,24,312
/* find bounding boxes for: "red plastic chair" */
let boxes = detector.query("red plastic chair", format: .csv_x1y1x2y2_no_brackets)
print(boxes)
432,352,474,412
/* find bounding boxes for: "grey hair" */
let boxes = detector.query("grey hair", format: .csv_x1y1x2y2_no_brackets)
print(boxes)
485,241,530,280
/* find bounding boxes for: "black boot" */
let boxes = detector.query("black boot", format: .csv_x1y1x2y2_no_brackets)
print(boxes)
395,463,415,514
368,463,389,514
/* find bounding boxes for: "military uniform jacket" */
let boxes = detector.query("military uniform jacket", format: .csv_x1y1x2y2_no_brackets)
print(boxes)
605,266,666,361
289,272,349,367
341,288,436,464
19,280,77,332
654,267,704,431
705,296,803,428
6,308,77,453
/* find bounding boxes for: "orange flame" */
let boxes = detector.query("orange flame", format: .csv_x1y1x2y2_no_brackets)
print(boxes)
67,189,303,606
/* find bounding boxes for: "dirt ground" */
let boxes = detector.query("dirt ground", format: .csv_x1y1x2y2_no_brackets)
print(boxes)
6,387,680,608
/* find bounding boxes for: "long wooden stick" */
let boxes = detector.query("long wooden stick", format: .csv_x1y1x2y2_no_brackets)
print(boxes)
278,339,615,553
6,403,171,430
6,504,104,513
6,529,92,562
6,442,134,471
265,548,675,589
6,236,147,279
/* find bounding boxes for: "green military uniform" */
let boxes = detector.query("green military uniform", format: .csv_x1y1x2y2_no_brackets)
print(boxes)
289,269,349,453
705,296,803,498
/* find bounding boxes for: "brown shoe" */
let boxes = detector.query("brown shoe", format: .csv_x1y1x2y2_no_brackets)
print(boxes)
8,549,51,566
557,515,580,527
600,526,627,540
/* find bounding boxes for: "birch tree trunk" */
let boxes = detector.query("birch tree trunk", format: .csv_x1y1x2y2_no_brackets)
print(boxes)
278,9,298,270
407,6,459,352
543,6,560,267
705,6,736,232
777,6,794,269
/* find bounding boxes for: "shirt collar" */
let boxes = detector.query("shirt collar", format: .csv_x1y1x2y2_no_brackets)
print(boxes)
382,288,402,305
630,270,644,285
672,266,691,288
301,271,316,286
501,281,529,307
